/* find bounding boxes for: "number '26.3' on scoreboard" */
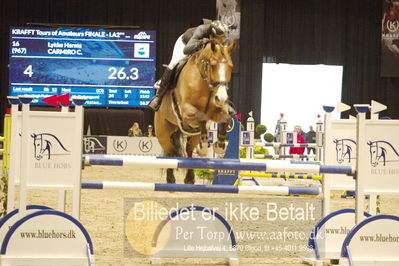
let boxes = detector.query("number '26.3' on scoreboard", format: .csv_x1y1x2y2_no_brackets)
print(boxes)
9,26,156,108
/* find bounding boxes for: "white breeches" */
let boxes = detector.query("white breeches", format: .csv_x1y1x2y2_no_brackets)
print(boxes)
167,35,188,69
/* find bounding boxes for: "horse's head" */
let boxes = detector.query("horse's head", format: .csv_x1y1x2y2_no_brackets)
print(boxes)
198,40,236,108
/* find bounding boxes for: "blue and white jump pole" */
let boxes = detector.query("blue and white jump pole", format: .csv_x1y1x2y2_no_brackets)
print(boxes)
81,180,321,195
83,154,355,175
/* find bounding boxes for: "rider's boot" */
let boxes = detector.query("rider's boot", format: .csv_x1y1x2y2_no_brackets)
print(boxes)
148,67,173,111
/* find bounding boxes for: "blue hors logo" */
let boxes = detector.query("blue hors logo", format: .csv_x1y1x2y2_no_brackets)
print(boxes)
333,138,357,164
31,133,70,160
83,137,106,153
139,139,152,153
368,140,399,167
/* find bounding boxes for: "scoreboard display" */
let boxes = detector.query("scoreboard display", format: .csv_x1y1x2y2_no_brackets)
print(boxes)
9,26,156,108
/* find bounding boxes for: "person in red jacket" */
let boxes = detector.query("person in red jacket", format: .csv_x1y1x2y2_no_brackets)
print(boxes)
289,126,306,155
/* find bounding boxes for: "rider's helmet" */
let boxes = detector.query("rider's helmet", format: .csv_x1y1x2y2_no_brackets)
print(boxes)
210,20,229,38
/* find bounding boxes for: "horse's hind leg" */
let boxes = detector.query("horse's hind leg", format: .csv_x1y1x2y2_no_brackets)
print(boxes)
160,137,177,183
171,130,188,157
184,169,195,184
184,137,199,184
166,168,176,184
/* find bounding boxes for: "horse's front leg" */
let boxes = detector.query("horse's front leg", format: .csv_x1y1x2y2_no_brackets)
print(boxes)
181,103,209,157
166,168,176,184
196,120,209,157
214,121,228,155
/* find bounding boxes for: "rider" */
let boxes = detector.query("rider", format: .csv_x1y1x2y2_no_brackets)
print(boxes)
148,20,230,111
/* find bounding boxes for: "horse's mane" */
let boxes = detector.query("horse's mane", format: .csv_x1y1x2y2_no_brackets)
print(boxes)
193,40,225,61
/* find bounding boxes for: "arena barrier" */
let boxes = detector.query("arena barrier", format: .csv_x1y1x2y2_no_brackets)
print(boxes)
82,135,164,156
81,180,321,195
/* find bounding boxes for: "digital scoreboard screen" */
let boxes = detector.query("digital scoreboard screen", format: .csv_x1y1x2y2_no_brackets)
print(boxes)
9,26,156,108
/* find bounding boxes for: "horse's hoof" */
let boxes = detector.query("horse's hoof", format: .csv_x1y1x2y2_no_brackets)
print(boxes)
184,178,195,184
197,143,208,157
214,141,227,155
166,177,176,183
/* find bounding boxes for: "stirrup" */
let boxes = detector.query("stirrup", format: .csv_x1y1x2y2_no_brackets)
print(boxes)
154,80,161,90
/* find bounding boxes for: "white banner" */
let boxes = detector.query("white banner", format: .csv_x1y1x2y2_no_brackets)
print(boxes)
106,136,163,156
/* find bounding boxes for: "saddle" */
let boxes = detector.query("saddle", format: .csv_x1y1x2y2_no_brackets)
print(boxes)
157,57,201,135
169,58,189,90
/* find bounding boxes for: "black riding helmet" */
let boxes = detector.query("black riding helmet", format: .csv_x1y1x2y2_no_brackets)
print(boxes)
210,20,229,38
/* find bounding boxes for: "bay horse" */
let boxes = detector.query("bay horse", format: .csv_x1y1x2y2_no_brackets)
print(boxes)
154,40,236,184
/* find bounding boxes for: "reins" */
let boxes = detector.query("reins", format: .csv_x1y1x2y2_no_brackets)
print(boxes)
194,41,230,113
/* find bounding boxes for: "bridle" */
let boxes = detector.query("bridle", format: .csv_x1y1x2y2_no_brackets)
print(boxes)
171,40,233,136
195,41,231,90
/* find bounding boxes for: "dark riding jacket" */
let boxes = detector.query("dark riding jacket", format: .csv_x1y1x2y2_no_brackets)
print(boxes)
182,24,212,55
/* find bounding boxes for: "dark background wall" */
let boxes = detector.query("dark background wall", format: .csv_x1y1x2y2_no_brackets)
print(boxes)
1,0,398,134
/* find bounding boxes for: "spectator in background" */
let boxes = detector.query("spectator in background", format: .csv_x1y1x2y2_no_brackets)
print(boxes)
305,125,316,155
297,125,306,137
128,122,142,137
289,125,305,155
274,113,284,142
145,125,155,137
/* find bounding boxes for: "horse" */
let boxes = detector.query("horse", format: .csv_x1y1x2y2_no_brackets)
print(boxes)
368,140,399,167
333,138,356,164
154,40,236,184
